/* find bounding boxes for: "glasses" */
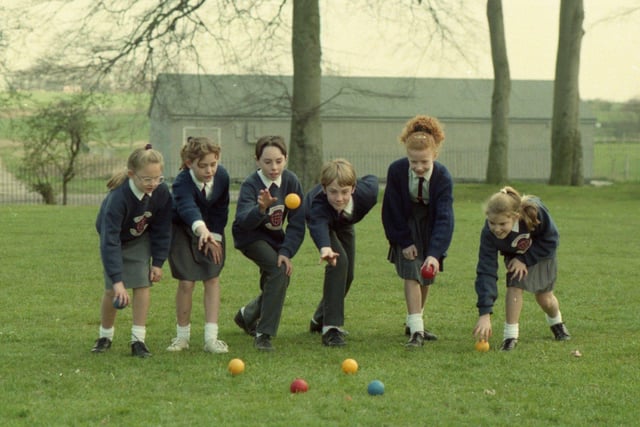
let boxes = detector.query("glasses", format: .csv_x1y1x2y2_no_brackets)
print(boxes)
135,174,165,185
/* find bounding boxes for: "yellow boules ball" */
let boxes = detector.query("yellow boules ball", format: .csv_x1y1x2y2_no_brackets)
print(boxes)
341,358,358,374
475,340,490,352
228,358,245,375
285,193,301,209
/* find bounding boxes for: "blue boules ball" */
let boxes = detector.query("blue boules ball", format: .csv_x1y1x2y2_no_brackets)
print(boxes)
112,297,127,310
367,380,385,396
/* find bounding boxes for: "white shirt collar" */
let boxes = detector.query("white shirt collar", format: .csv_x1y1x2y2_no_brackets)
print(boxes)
257,169,282,188
410,167,433,182
129,178,148,200
343,197,354,215
189,169,212,191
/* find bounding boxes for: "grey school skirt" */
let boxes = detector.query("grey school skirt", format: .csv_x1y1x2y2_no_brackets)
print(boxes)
387,202,434,286
506,257,557,293
169,222,225,281
103,233,152,290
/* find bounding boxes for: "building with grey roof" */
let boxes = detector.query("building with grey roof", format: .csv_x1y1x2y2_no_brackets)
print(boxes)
149,73,596,182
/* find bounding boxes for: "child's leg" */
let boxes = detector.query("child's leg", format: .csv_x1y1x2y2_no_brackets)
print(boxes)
405,279,424,334
176,280,196,327
203,276,228,353
100,289,118,329
420,285,429,311
503,287,524,347
536,290,570,339
321,230,350,332
203,277,221,324
505,286,524,324
131,286,151,342
166,280,195,351
535,291,560,318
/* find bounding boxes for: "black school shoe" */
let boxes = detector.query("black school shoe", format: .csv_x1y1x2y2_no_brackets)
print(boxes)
405,332,425,348
131,341,152,358
322,328,346,347
254,334,274,351
550,323,571,341
91,337,112,353
500,338,518,351
234,309,256,337
309,319,322,334
404,325,438,341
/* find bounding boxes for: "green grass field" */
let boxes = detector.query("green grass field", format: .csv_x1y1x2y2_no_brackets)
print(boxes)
1,183,639,426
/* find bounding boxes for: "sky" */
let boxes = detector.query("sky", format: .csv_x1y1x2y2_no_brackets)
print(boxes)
320,0,640,102
5,0,640,102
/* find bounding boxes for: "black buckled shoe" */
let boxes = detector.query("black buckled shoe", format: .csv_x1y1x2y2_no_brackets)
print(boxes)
254,334,274,352
500,338,518,351
550,323,571,341
91,337,112,353
405,325,438,341
422,330,438,341
131,341,152,358
405,332,425,348
322,328,346,347
234,309,256,337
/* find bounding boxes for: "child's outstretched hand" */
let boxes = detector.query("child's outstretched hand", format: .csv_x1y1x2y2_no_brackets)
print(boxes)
473,314,492,341
258,188,278,213
319,247,339,267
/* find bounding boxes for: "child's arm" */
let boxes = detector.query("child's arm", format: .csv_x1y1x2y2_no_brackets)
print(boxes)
474,226,500,317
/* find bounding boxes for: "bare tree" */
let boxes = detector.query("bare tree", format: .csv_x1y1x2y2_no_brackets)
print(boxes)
289,0,322,190
549,0,584,186
485,0,510,184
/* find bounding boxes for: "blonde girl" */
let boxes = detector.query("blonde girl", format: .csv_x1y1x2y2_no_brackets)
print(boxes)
93,144,172,358
473,186,570,351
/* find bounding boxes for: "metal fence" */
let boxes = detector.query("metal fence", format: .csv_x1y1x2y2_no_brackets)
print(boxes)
1,145,638,206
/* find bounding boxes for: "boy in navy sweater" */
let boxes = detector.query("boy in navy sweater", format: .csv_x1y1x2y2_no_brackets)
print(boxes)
305,159,378,346
232,136,305,351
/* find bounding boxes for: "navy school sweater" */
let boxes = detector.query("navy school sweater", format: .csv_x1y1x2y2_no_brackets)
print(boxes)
232,169,305,258
95,180,172,285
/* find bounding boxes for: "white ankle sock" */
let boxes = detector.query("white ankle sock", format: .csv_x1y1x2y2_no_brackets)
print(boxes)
100,326,114,340
204,323,218,342
131,325,146,343
546,312,562,326
407,313,424,335
503,323,519,340
177,324,191,340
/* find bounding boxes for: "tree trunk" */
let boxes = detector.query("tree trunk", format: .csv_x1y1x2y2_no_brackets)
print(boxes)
549,0,584,185
486,0,510,184
289,0,323,192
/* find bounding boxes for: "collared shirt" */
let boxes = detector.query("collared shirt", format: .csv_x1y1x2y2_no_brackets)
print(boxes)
409,168,432,204
190,169,214,199
257,169,282,190
129,178,150,200
188,169,221,242
341,197,354,220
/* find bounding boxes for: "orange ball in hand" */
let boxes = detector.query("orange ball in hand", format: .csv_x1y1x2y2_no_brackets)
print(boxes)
475,340,490,352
